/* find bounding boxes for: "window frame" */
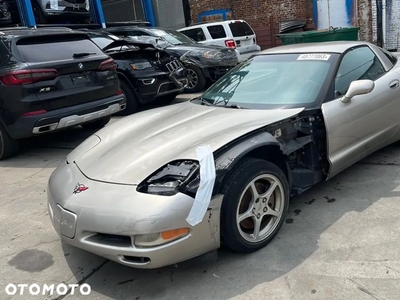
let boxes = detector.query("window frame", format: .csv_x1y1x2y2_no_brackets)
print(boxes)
325,45,387,102
206,24,227,39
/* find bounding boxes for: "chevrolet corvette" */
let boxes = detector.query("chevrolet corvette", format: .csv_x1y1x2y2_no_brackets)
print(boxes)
48,41,400,269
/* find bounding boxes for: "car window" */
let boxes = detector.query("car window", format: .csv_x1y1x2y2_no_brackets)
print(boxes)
183,28,205,42
15,35,104,62
201,53,338,109
379,47,398,66
113,30,150,37
89,35,115,49
228,21,254,37
207,25,227,39
335,46,386,96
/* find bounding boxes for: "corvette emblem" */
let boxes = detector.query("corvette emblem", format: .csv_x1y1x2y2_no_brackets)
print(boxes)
73,183,88,194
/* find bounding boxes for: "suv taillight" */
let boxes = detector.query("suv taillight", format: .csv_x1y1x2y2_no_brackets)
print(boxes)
225,39,236,49
0,69,58,85
99,58,117,71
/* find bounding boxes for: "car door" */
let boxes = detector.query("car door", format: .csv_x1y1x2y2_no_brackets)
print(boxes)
322,45,400,179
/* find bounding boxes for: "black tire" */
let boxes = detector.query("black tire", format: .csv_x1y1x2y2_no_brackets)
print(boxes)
156,93,178,105
31,1,46,24
185,65,206,93
0,123,20,160
116,79,139,116
220,158,289,253
81,116,111,130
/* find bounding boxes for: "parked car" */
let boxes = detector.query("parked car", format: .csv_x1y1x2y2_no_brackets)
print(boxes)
47,40,398,269
7,0,90,24
81,30,188,115
178,20,261,62
0,0,12,25
0,28,126,160
103,26,239,92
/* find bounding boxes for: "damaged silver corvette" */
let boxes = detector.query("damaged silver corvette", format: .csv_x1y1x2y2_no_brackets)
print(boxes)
48,41,400,269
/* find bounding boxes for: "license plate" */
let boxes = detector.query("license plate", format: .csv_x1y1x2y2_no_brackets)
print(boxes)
71,75,89,86
166,60,183,73
53,204,77,238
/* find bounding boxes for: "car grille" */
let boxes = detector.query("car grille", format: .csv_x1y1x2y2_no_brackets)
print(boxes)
166,59,183,73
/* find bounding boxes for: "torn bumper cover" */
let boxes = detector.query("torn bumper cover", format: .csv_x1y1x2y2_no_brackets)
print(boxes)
180,48,238,68
47,160,221,269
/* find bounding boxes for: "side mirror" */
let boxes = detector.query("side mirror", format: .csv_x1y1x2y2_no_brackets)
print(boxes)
340,79,375,103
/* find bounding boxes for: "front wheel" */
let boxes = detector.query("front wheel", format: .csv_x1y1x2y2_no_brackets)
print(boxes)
185,65,206,93
220,158,289,253
116,79,139,116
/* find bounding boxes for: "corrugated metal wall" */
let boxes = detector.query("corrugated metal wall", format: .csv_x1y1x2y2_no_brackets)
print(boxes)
102,0,145,22
152,0,186,29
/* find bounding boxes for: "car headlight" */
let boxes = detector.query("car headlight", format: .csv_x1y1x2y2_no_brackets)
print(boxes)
130,61,152,70
137,160,200,196
202,50,224,59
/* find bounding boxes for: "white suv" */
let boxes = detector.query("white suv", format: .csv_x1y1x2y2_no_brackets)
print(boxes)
178,20,261,62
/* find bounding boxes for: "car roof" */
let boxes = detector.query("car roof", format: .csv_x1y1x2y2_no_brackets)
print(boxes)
0,27,84,38
106,26,176,33
179,19,247,30
258,41,372,55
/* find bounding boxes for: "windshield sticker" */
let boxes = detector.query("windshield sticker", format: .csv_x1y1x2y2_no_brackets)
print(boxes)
297,54,331,61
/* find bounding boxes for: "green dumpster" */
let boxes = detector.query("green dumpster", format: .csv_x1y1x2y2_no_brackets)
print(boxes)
277,27,360,45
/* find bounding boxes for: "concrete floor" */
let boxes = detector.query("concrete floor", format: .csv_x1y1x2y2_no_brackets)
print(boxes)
1,94,400,299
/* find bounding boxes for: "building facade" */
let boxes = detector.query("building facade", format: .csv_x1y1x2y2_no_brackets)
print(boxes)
188,0,373,49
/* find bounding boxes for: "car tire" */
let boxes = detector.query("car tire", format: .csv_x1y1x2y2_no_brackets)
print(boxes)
185,65,206,93
0,123,20,160
157,93,178,105
220,158,289,253
81,116,111,130
116,79,139,116
31,1,46,24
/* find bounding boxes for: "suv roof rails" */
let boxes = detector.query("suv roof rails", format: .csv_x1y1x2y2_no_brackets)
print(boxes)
36,23,102,29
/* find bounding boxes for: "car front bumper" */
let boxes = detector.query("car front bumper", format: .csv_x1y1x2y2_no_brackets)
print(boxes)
47,161,221,269
134,69,188,104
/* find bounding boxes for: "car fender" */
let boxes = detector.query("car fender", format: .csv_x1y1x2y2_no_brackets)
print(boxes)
213,130,289,194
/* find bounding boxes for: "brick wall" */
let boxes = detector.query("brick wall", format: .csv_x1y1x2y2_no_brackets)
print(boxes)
189,0,374,48
188,0,315,49
358,0,373,43
189,0,313,27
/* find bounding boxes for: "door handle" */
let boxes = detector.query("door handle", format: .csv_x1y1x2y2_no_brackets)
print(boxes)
390,80,399,89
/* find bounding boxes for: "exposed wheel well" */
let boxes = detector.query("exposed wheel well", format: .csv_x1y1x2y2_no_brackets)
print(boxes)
244,146,290,184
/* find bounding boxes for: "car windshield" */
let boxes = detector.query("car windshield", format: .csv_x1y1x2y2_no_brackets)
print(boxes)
89,35,116,49
149,28,195,45
201,53,338,109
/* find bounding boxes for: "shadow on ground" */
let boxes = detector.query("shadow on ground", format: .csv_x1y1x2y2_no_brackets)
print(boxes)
0,97,192,169
59,142,400,299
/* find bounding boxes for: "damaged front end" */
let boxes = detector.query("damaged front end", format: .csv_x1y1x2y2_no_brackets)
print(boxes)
137,160,200,197
180,48,238,69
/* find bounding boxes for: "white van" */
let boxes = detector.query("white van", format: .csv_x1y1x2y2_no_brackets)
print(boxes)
178,20,261,62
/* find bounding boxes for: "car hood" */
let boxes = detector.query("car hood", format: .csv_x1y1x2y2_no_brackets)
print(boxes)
69,101,304,185
167,43,230,51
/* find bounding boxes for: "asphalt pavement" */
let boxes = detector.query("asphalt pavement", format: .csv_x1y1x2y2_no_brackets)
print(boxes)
1,93,400,300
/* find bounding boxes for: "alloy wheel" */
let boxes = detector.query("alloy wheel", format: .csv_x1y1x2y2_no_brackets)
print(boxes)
236,174,285,243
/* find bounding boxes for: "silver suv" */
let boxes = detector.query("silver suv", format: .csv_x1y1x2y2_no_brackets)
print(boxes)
8,0,90,24
178,20,261,62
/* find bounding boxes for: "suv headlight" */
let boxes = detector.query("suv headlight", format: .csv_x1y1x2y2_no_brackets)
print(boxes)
137,160,200,196
130,61,152,70
202,50,224,59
